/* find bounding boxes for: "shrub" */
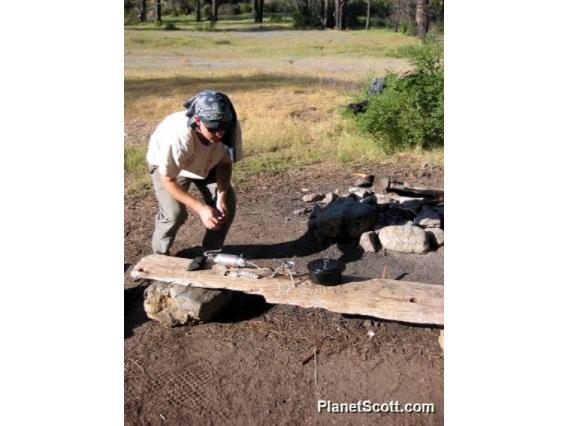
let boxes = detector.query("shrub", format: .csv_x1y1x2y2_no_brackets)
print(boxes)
163,22,178,30
399,20,417,35
264,0,293,14
353,39,443,150
269,13,284,22
292,9,321,28
240,2,252,14
218,3,241,16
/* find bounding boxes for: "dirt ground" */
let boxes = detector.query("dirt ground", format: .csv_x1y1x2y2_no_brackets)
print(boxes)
124,154,444,425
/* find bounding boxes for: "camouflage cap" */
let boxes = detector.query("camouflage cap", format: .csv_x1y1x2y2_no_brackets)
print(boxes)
183,90,234,130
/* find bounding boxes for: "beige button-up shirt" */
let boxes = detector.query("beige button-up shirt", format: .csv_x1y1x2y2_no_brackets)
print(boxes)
146,111,243,179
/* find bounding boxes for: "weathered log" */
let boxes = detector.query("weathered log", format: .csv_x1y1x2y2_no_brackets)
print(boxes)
131,255,443,325
388,181,444,200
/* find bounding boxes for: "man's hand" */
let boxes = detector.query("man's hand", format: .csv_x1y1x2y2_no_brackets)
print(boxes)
215,191,229,224
197,204,223,230
215,162,232,225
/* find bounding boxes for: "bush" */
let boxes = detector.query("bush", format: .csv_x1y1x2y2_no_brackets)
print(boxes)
264,0,293,14
218,3,241,16
240,2,252,14
163,22,178,30
399,20,417,35
353,39,443,150
291,10,319,28
269,13,283,22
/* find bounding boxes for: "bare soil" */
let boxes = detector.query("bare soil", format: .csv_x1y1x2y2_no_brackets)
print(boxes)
125,161,444,425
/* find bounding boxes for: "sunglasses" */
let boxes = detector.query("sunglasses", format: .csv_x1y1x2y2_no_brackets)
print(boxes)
204,122,231,133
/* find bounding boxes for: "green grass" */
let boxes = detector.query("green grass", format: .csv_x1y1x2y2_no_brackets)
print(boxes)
124,20,442,195
124,145,152,194
125,26,419,61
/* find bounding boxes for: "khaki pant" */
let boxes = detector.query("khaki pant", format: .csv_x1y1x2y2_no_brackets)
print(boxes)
149,166,237,255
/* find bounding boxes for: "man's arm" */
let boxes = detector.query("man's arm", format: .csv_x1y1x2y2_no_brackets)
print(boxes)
161,175,222,230
215,161,232,220
216,161,232,194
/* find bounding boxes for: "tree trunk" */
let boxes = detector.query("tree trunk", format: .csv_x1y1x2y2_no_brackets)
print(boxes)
258,0,264,23
365,0,370,30
140,0,147,22
214,0,220,20
211,0,217,21
416,0,429,39
392,0,400,31
183,0,192,15
252,0,257,21
335,0,345,30
334,0,340,29
195,0,201,21
171,0,179,16
155,0,161,22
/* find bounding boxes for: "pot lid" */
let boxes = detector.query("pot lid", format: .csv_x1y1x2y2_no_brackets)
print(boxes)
307,258,346,274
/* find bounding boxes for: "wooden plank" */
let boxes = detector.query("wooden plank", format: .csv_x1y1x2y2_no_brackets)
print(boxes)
131,254,444,325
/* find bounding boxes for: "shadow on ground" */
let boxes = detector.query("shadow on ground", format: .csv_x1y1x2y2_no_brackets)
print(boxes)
124,283,151,338
175,231,365,265
216,292,274,323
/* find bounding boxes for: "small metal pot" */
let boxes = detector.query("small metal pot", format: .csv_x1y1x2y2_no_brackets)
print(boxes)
307,258,346,286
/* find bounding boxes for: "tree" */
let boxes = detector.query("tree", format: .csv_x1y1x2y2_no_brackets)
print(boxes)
210,0,222,21
256,0,264,23
321,0,334,28
334,0,346,30
416,0,429,38
155,0,162,22
252,0,263,23
140,0,147,21
365,0,371,30
195,0,201,21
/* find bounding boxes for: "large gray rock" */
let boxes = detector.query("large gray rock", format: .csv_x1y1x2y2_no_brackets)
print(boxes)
144,282,233,327
316,197,377,242
414,206,442,228
377,225,430,254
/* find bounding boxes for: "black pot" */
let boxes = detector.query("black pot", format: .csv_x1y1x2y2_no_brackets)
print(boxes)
307,258,346,286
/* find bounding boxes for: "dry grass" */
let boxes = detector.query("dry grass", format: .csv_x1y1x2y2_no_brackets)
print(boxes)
124,27,442,192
